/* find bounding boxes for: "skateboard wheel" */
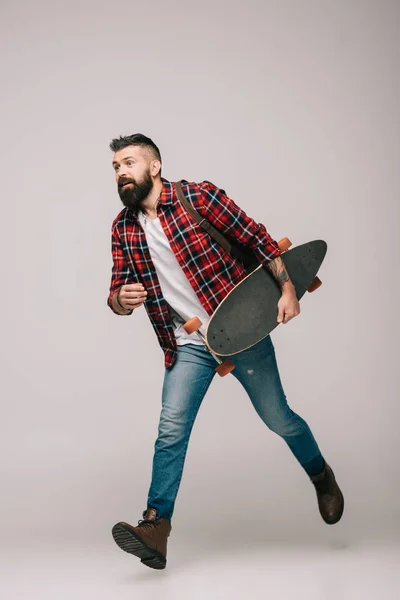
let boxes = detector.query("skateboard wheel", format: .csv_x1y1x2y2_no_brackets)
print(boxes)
278,237,292,252
308,276,322,293
183,316,203,334
216,360,235,377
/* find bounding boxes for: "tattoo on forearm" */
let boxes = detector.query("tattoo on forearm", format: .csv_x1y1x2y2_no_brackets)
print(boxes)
266,257,291,289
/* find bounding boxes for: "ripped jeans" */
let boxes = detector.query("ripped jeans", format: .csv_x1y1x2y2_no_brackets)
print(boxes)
143,335,324,521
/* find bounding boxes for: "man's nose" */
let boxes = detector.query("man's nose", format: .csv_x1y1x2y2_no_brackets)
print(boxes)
117,170,127,179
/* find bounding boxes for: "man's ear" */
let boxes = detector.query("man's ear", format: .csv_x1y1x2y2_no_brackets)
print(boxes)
151,159,161,177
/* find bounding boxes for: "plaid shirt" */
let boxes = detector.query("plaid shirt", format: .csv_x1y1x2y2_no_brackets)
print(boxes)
107,178,281,369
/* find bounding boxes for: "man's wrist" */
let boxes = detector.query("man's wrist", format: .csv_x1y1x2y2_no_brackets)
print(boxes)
281,280,296,294
116,288,126,310
111,289,131,314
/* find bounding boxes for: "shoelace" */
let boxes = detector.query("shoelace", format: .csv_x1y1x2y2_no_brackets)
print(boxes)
137,518,161,530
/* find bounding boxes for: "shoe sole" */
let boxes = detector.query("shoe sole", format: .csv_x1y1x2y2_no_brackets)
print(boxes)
111,522,167,569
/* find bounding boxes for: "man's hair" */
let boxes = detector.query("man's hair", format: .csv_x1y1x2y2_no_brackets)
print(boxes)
109,133,162,175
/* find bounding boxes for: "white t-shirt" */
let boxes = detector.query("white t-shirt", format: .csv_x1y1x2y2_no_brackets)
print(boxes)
137,210,210,346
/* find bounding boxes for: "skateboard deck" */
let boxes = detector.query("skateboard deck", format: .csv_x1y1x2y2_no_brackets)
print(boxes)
205,240,327,356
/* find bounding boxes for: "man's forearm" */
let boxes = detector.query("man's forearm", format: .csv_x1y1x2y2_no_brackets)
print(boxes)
266,255,295,293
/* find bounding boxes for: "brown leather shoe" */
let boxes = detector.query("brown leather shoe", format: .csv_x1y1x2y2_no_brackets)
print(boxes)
310,462,344,524
112,508,172,569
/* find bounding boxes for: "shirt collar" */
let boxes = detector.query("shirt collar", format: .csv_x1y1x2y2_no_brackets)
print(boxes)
158,177,174,206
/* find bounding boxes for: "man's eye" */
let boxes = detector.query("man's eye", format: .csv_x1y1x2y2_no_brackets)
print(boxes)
127,161,133,166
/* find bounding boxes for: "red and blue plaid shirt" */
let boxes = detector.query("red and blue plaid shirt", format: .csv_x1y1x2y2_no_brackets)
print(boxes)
107,178,281,369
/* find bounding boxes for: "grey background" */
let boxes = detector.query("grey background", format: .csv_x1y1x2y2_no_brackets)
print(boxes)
1,0,399,597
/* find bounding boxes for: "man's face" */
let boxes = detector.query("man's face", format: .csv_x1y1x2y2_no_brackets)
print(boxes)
112,146,155,211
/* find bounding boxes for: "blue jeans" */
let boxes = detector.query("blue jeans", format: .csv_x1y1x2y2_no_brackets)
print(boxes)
143,335,324,521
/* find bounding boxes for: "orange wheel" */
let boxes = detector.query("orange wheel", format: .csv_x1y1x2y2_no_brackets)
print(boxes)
216,360,235,377
278,237,292,252
183,316,203,334
308,276,322,293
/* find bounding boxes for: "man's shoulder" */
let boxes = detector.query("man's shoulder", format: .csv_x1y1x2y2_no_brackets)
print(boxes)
111,206,130,230
178,179,226,195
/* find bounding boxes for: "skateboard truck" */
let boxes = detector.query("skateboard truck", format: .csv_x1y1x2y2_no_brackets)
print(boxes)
278,237,322,293
182,317,235,377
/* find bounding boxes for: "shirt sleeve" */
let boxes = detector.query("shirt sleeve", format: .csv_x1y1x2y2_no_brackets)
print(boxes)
107,222,134,315
198,180,281,266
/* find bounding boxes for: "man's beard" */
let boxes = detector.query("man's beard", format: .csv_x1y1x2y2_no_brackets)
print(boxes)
118,170,154,211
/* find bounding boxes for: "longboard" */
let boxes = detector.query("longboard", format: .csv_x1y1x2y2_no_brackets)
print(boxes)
183,238,327,376
206,239,327,356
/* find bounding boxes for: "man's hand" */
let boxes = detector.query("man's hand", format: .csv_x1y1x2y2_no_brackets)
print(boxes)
117,283,148,311
265,254,300,325
277,286,300,324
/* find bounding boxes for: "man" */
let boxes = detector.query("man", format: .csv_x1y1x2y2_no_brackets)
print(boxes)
107,133,344,570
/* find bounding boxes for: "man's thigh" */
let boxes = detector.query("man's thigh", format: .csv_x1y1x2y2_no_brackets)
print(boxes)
158,344,217,437
226,335,289,420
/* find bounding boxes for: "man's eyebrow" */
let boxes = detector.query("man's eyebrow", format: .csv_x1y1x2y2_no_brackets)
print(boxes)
112,156,135,166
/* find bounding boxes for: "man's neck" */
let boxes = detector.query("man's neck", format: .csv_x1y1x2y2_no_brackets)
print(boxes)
140,178,163,215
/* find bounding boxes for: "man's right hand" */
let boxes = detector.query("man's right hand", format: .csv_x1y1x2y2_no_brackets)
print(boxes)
117,283,148,311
